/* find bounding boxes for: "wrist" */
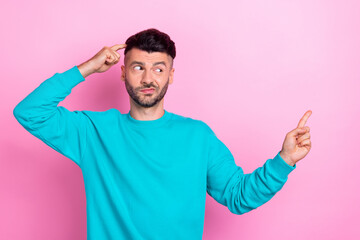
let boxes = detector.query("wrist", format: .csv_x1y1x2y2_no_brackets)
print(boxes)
77,61,95,78
279,151,295,167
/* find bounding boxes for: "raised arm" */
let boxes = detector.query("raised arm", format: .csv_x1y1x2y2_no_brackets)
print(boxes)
13,66,89,167
13,44,127,167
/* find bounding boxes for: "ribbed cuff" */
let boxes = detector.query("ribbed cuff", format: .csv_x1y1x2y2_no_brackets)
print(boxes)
267,151,296,180
57,65,86,90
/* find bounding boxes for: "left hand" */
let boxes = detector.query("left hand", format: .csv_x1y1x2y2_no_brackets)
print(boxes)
279,110,312,166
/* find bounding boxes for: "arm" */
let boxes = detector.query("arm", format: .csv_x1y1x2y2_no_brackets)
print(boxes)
13,66,89,167
205,124,296,215
13,44,127,167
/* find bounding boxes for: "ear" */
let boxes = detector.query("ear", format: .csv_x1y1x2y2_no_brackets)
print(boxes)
169,68,175,84
121,65,125,82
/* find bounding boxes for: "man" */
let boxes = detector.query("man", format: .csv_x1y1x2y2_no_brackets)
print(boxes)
13,28,312,239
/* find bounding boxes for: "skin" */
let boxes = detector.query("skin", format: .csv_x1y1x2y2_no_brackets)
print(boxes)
77,44,175,121
279,110,312,166
121,48,175,121
78,44,312,167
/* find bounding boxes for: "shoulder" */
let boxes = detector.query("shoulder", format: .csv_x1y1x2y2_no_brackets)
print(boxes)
169,111,214,135
77,108,119,121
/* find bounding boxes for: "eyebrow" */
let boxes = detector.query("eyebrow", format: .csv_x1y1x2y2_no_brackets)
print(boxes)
129,61,167,67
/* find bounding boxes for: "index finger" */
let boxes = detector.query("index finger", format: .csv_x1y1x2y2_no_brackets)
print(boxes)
297,110,312,128
111,44,127,52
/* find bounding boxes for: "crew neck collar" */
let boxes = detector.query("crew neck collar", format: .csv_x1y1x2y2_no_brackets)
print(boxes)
125,109,172,129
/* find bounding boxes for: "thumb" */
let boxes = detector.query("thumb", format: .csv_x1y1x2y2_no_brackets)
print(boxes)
288,127,306,137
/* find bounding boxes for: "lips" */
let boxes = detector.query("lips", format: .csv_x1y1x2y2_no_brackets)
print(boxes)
140,88,155,94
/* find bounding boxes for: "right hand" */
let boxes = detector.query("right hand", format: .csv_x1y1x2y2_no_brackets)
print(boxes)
78,44,127,77
90,44,127,73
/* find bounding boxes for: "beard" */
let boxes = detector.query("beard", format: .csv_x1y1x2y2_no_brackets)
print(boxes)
124,75,169,108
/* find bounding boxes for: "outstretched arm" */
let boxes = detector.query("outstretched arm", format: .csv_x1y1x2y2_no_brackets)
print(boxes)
206,147,296,215
205,110,313,215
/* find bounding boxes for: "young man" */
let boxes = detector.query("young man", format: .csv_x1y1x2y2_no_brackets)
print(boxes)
13,28,312,239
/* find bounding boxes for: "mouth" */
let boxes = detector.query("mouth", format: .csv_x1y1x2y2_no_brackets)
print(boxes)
140,88,155,94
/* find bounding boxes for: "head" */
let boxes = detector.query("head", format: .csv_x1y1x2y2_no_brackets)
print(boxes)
121,28,176,109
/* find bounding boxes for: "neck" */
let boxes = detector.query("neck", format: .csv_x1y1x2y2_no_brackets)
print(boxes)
129,98,165,121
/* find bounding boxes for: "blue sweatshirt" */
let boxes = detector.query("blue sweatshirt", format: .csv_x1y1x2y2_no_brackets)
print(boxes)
13,66,296,239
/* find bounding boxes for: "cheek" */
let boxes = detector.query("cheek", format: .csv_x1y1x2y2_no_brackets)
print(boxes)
125,72,140,83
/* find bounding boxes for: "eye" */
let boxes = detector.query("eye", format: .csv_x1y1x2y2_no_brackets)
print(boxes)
155,68,163,72
134,66,142,70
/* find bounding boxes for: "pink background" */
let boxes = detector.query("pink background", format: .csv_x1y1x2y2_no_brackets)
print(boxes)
1,0,359,239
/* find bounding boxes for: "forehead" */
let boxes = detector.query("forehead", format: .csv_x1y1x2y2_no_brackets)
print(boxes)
125,48,171,66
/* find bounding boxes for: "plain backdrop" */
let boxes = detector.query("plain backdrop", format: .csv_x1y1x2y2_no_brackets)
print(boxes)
1,0,359,239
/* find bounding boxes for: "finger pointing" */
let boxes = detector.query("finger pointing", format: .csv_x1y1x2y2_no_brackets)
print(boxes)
297,110,312,128
111,44,127,52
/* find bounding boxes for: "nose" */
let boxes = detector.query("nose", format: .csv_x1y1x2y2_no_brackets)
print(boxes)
140,70,153,86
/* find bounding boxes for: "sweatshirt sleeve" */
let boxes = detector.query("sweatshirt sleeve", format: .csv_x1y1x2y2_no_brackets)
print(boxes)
204,124,296,215
13,66,88,168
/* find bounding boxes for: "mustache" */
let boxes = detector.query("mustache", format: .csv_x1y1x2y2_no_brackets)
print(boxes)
123,75,158,91
137,84,157,90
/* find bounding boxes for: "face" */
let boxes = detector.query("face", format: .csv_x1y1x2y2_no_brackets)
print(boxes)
121,48,175,108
